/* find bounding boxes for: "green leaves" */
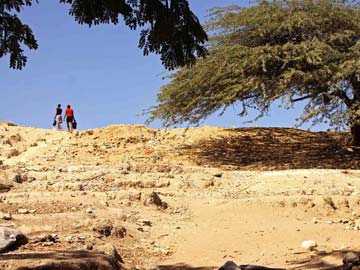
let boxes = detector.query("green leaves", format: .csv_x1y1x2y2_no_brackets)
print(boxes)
149,0,360,132
0,1,38,70
1,0,208,70
58,0,134,26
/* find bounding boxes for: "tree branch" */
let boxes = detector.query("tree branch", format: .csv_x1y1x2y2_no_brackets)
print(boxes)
291,94,314,102
329,89,352,107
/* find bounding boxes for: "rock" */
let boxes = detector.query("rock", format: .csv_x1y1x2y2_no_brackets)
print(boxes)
0,227,28,253
66,235,74,243
32,234,58,243
11,249,122,269
137,219,152,226
4,148,20,158
218,261,240,270
0,212,12,220
312,217,318,224
298,197,312,205
93,220,113,237
101,200,109,207
85,243,94,250
144,191,168,209
13,173,27,183
325,220,333,224
128,192,142,201
344,199,350,208
112,225,126,238
91,218,127,238
278,200,286,207
214,173,223,178
354,219,360,230
343,252,360,270
301,240,317,251
18,208,29,214
0,183,12,193
67,166,79,173
203,179,215,188
86,208,93,214
323,196,336,210
2,213,11,220
219,261,285,270
160,247,171,255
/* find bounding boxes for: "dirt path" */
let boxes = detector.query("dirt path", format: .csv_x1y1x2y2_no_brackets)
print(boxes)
159,170,360,270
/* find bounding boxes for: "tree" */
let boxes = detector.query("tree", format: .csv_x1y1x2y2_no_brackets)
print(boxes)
148,0,360,145
0,0,207,70
0,1,38,70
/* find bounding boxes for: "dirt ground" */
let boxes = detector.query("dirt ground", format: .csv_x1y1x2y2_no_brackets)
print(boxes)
0,122,360,270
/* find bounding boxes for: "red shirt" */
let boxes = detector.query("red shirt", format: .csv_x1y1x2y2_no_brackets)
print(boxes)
66,108,74,117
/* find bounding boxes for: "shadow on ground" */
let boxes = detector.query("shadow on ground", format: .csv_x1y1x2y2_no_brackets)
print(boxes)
181,128,360,170
157,264,215,270
288,249,358,270
0,250,120,270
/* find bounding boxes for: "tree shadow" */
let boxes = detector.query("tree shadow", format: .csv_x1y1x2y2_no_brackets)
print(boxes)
1,253,216,270
156,264,216,270
288,249,357,270
0,250,121,270
180,128,360,170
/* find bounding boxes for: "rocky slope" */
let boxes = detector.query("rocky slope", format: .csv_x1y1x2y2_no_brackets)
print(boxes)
0,122,359,270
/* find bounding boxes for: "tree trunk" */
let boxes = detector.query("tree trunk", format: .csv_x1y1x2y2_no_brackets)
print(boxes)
351,123,360,146
350,77,360,146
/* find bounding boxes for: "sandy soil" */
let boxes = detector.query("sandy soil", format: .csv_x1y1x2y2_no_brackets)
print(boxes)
0,122,360,270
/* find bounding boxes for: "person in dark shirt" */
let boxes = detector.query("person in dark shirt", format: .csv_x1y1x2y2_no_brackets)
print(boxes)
64,105,75,132
54,104,62,130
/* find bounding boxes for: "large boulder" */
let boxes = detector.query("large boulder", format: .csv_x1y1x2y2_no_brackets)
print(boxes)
343,252,360,270
218,261,240,270
218,261,285,270
13,250,122,270
0,227,28,253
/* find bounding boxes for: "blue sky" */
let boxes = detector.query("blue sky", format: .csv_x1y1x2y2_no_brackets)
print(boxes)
0,0,328,131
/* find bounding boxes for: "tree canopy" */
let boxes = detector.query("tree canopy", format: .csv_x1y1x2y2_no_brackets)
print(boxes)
148,0,360,145
0,0,207,70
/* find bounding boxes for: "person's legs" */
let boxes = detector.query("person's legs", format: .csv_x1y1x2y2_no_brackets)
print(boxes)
67,117,73,132
56,116,62,130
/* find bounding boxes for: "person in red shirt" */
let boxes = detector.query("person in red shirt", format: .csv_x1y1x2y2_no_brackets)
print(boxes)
64,105,75,132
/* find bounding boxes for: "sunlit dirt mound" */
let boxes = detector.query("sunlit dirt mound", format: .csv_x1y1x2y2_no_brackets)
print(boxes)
77,125,359,170
0,124,358,170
